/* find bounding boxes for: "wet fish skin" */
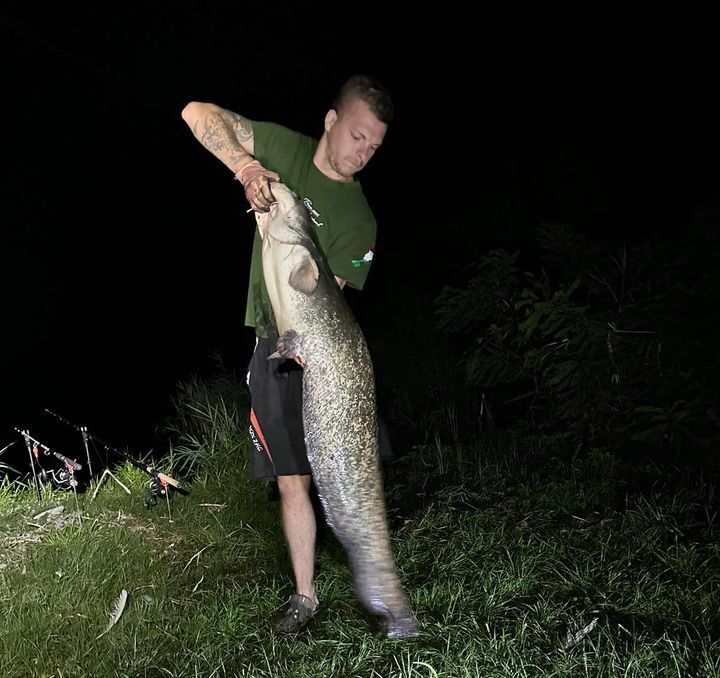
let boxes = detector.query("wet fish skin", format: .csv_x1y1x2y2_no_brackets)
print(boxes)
255,184,417,638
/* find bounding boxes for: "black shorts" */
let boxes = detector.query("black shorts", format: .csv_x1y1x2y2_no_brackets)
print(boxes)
247,337,310,479
247,337,395,481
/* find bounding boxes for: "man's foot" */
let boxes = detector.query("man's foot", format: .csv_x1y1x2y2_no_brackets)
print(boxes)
273,594,321,634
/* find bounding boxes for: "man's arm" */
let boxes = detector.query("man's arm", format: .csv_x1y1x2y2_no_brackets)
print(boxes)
181,102,278,211
181,102,255,172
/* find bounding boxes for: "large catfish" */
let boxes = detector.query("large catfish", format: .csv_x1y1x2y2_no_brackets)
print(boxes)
254,183,417,639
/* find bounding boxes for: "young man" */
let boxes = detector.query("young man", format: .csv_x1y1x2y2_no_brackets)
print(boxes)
181,74,393,633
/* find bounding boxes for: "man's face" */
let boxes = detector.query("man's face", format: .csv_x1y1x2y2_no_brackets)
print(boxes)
324,97,388,180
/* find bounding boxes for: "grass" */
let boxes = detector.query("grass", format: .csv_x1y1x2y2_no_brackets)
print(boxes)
0,379,718,677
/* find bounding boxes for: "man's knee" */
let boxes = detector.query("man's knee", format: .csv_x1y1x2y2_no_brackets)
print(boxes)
277,474,312,504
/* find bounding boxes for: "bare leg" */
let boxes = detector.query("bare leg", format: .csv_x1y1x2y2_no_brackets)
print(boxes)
277,474,318,606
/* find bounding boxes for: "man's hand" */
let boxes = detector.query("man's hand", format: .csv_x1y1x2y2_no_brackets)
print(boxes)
235,160,280,212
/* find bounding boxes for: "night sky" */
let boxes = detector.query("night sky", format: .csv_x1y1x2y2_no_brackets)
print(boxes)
2,7,719,466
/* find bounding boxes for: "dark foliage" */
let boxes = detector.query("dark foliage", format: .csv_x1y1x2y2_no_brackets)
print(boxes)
435,216,720,464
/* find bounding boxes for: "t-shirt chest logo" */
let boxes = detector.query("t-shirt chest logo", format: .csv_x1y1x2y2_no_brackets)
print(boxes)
302,197,324,228
352,247,375,268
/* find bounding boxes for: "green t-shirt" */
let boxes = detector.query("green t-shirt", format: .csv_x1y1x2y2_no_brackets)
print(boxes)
245,121,377,339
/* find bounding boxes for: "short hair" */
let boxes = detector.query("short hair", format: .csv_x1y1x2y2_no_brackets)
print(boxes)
334,74,394,125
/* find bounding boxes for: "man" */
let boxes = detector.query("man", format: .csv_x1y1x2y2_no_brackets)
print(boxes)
181,75,393,633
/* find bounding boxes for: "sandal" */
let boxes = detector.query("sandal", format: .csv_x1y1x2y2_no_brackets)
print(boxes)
273,594,321,634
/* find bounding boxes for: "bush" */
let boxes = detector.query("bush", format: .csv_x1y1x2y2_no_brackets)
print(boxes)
435,222,720,461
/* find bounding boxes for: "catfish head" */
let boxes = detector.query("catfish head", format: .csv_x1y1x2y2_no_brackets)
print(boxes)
254,183,311,245
255,182,320,296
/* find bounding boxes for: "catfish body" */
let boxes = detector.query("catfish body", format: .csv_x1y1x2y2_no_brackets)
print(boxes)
255,183,417,638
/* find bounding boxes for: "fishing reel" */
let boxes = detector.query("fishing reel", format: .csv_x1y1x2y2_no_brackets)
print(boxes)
149,475,168,497
49,465,79,490
30,442,81,491
146,474,170,503
142,470,183,509
37,460,79,490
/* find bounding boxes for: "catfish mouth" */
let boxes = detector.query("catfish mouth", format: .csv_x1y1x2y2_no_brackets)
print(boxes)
255,183,309,240
254,201,278,232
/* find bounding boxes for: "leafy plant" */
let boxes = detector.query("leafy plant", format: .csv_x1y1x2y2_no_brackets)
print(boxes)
435,222,719,458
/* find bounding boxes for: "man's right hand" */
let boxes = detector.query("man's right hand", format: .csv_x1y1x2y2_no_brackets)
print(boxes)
235,160,280,212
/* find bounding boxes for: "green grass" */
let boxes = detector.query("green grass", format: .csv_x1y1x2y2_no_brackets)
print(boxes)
0,386,718,677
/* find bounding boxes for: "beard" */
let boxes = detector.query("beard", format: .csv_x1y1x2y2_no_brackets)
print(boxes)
327,143,362,180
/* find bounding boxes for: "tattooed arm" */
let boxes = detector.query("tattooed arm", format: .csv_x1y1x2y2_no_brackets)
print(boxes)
181,102,278,211
181,102,256,172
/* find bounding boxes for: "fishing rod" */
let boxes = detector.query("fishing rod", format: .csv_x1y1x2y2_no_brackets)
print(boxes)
43,409,93,478
110,444,188,498
98,440,188,519
15,428,82,491
41,411,187,498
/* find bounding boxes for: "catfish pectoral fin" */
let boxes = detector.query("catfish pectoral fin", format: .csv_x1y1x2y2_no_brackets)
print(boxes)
288,254,319,295
268,329,305,363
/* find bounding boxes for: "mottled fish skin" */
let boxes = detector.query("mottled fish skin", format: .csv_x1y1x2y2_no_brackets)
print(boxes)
255,184,417,639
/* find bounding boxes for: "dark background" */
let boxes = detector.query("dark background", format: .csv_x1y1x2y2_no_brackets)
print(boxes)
2,7,719,467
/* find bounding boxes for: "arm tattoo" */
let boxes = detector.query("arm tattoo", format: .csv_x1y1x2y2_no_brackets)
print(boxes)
194,110,254,165
228,111,253,142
